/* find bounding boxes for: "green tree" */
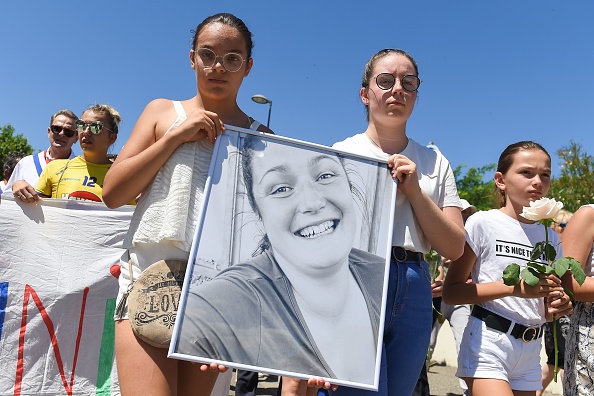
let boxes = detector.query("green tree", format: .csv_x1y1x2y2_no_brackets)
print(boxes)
0,124,34,169
454,163,498,211
548,141,594,213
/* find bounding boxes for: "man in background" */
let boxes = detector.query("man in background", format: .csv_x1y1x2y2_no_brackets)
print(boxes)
6,109,78,202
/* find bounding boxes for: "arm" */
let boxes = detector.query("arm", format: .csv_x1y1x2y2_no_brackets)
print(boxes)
102,99,223,208
443,242,565,305
561,205,594,301
388,154,465,260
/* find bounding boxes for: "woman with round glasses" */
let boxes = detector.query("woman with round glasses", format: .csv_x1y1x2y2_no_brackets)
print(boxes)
35,104,123,203
102,12,272,396
295,49,465,396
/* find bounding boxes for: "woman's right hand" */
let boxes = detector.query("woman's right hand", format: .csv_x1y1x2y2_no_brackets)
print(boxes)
172,108,224,144
307,378,338,391
387,154,421,198
515,274,564,299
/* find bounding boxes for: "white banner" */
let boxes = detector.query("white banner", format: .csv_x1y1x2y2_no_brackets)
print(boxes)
0,196,134,396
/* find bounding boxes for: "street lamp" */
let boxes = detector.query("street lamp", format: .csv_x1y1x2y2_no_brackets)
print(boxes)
251,94,272,127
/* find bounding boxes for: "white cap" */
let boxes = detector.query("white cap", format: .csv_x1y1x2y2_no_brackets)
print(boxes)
460,199,477,213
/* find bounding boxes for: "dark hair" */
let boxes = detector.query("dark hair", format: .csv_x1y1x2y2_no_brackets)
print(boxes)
361,49,419,122
240,135,369,256
191,13,254,60
50,109,78,126
495,141,551,207
4,152,26,176
83,104,122,134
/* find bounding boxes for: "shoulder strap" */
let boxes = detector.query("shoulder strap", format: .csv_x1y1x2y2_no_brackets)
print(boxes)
247,117,262,131
33,152,43,176
172,101,186,118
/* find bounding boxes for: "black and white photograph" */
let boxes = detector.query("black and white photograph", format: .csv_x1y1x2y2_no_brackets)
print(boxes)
169,127,396,390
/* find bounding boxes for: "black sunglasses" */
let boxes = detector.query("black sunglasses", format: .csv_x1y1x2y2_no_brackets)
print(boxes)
75,120,114,134
50,125,77,138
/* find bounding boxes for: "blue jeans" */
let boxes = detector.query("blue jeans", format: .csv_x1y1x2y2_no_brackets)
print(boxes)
332,259,432,396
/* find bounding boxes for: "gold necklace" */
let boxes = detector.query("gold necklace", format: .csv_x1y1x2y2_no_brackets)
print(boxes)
365,132,383,150
365,132,408,154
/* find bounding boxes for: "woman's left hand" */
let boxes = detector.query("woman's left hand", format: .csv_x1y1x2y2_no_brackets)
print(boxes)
387,154,420,197
546,292,573,318
431,280,443,298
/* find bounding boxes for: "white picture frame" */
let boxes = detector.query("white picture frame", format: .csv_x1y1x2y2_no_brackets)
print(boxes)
169,126,396,390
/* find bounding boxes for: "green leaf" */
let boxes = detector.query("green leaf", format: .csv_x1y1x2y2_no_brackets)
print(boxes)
531,242,545,261
503,264,521,286
545,243,557,262
566,257,587,286
527,262,546,273
553,259,569,278
522,267,541,286
544,265,555,275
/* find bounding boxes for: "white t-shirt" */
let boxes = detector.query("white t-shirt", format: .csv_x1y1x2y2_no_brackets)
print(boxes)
466,209,563,326
3,148,75,194
332,134,461,253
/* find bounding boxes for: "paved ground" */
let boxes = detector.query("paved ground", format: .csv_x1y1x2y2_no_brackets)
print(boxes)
231,365,557,396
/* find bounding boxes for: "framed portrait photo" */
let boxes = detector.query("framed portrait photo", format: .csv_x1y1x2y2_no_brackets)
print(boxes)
169,127,397,390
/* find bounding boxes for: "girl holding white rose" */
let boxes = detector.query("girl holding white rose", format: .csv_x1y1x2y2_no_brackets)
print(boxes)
443,141,574,396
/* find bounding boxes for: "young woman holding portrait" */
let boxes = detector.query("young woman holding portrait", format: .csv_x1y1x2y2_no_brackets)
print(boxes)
288,48,466,396
102,13,271,396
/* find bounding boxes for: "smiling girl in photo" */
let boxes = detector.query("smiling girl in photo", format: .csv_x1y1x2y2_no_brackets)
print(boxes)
177,135,386,385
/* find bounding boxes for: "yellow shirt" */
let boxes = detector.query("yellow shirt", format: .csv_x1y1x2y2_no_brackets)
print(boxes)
36,156,130,203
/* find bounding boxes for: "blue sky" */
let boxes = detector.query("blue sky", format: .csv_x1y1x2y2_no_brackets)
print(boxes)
1,1,593,177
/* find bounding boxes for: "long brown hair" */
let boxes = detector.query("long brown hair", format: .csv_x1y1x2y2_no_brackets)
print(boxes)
495,141,550,207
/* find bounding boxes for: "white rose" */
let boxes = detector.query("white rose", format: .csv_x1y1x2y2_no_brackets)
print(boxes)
520,198,564,221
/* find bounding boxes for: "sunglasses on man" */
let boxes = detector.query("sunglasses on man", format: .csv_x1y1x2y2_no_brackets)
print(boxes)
50,125,77,138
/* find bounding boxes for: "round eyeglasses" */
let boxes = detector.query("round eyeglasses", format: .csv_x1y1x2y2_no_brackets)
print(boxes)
375,73,421,92
75,120,114,134
193,48,245,72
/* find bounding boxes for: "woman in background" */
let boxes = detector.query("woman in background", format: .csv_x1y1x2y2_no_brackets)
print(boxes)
36,104,122,203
